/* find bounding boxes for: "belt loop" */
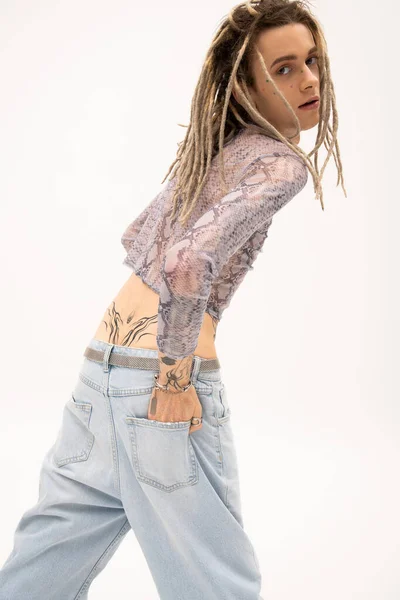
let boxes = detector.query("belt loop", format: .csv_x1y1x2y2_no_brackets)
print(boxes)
190,355,201,383
103,344,114,373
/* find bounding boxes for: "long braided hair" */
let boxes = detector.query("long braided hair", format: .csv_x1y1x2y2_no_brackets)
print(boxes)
161,0,347,227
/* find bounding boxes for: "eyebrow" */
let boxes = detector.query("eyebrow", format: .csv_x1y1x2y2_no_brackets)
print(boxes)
270,45,318,69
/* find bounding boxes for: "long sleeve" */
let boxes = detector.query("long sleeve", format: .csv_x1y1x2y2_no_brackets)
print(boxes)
156,151,308,360
121,191,161,253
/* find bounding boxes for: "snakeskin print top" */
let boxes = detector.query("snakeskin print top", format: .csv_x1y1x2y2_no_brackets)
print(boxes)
121,127,308,359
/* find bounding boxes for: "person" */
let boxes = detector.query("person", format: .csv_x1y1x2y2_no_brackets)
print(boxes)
0,1,347,599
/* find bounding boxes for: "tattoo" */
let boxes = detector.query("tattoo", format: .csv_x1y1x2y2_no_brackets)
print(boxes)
100,301,158,347
96,299,218,386
158,352,194,390
120,315,158,346
102,302,124,344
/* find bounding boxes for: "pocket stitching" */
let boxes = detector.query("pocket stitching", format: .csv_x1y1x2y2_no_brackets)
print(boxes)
71,396,92,411
125,417,199,492
216,384,230,422
216,409,231,425
53,396,95,468
126,416,192,429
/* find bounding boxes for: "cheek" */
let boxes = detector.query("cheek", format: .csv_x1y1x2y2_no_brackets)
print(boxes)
264,86,287,110
257,81,294,118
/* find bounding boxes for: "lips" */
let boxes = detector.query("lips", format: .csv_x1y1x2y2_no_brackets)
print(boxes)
299,95,319,107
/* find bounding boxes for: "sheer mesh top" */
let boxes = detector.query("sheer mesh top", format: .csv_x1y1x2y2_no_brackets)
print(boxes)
121,127,308,359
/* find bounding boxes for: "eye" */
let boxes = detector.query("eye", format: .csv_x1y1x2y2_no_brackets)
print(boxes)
277,65,291,76
277,55,319,76
308,55,319,67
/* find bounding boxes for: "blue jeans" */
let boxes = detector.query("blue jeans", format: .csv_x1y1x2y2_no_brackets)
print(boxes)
0,338,263,600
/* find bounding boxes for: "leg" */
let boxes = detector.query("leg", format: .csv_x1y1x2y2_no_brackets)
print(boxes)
112,367,263,600
0,380,131,600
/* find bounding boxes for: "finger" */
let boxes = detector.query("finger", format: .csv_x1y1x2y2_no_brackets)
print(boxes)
189,413,203,434
147,389,160,420
189,396,203,433
189,422,202,434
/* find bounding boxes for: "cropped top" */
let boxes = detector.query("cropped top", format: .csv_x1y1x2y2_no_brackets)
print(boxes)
121,127,308,360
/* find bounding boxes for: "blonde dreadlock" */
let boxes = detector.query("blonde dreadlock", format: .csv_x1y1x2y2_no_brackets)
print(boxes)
161,0,347,227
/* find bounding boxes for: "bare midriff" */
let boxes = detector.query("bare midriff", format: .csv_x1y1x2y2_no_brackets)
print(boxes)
92,271,219,359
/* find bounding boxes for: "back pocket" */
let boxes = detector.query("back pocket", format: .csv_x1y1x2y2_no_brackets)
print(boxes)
53,394,95,467
125,417,199,492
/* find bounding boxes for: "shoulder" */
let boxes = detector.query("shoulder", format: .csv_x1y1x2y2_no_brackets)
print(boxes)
231,128,306,167
232,129,307,184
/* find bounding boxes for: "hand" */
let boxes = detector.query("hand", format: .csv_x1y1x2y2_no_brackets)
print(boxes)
147,384,203,434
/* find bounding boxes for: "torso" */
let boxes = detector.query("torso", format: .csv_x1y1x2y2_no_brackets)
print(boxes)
93,271,219,359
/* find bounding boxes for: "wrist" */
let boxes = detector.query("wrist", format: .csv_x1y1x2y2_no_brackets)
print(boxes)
157,350,194,390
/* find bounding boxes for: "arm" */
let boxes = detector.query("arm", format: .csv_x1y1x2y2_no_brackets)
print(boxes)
121,192,196,390
157,152,308,362
156,350,194,390
156,151,308,366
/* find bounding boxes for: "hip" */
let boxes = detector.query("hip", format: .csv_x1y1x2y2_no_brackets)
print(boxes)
92,271,219,359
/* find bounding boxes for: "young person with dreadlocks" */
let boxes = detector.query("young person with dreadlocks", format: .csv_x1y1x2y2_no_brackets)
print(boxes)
0,1,346,598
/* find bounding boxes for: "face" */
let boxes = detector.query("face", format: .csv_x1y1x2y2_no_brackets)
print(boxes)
233,23,320,145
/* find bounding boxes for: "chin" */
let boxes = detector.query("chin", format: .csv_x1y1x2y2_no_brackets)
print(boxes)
301,118,320,131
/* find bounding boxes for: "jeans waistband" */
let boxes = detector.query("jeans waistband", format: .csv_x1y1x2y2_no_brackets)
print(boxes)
83,338,221,381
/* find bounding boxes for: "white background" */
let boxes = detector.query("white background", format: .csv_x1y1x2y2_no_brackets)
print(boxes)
1,1,398,598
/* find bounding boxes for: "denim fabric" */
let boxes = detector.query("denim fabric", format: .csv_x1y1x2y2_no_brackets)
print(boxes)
0,338,263,600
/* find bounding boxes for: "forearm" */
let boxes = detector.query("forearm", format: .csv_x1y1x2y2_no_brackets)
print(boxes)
157,350,194,391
